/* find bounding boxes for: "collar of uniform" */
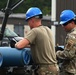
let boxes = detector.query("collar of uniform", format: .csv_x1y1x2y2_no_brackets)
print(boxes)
71,27,76,32
68,27,76,33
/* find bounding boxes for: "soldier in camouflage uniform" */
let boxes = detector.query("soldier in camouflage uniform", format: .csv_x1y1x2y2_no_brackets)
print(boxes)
56,10,76,75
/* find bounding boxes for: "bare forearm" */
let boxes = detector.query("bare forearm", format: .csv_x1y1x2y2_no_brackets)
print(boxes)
15,38,30,49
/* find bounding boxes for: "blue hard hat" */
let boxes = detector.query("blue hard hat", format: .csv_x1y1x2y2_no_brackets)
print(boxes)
25,7,42,21
60,10,76,24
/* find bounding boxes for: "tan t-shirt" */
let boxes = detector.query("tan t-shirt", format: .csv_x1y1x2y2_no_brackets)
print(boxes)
25,26,57,64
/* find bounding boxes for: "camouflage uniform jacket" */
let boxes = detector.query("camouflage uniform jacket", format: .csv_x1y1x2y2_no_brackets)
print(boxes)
56,27,76,74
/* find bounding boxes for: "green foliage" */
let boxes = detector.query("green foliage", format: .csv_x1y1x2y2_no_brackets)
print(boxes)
0,0,7,10
0,0,51,15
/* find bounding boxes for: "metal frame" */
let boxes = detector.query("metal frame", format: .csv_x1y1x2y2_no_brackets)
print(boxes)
0,0,24,40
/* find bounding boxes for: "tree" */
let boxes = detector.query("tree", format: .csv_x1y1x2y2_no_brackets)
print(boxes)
0,0,51,15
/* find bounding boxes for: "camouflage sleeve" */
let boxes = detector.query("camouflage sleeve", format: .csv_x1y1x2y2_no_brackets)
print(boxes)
56,33,76,59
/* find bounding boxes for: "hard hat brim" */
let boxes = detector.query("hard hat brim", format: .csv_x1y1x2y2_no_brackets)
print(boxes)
60,21,67,25
60,15,76,25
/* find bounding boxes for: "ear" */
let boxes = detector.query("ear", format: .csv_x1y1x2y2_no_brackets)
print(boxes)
71,21,74,24
31,18,35,23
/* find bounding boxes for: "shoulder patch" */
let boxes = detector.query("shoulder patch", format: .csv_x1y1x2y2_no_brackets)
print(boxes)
65,39,74,50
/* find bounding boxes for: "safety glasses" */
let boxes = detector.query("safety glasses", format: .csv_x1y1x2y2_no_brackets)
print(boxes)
62,21,70,26
62,20,72,26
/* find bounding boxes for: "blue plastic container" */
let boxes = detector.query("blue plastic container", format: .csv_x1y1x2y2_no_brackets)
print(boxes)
0,53,3,67
0,47,31,67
